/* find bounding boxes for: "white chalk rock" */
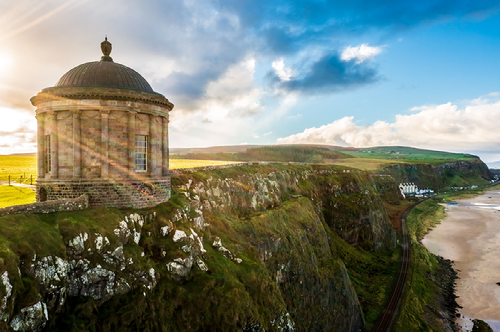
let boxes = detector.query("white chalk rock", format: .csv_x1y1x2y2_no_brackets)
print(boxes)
173,230,188,243
166,256,194,281
160,222,174,236
10,301,48,332
68,233,88,254
212,237,222,248
0,271,12,321
196,258,209,272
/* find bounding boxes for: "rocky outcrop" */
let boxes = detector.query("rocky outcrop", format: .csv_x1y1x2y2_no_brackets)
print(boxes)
10,301,48,332
180,166,396,251
380,160,493,190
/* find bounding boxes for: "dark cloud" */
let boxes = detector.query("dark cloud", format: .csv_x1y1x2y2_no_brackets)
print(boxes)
267,53,380,94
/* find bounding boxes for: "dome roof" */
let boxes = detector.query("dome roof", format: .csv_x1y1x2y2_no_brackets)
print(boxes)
55,61,155,93
54,37,156,94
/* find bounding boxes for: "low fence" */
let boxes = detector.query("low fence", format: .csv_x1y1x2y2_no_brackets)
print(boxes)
0,174,35,185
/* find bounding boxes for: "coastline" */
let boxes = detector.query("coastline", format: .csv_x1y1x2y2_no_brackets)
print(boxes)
422,189,500,331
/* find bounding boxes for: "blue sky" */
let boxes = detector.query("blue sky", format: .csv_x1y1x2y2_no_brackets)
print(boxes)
1,0,500,164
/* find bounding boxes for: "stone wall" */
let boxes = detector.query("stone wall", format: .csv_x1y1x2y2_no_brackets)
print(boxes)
39,107,169,181
0,194,89,217
36,179,171,209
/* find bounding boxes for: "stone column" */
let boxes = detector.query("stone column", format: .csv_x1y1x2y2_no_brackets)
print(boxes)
128,111,136,177
162,116,169,176
149,115,158,176
50,111,58,179
36,111,45,179
101,110,110,178
72,110,81,179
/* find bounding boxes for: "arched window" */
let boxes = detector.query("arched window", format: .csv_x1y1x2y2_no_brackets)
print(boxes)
39,187,47,202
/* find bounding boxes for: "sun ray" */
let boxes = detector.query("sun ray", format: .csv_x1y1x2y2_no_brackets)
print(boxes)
0,0,84,42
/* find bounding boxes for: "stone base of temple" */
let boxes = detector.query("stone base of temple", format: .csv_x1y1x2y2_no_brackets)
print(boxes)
36,178,171,209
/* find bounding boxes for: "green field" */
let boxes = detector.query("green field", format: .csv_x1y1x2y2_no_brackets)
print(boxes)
343,146,478,164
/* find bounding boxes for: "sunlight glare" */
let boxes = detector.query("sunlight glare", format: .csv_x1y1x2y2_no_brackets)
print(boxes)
0,52,12,73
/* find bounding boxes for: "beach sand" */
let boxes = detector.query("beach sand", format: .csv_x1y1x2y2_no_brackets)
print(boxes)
422,190,500,331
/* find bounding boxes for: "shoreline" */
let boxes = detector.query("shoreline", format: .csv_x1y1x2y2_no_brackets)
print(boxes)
422,189,500,331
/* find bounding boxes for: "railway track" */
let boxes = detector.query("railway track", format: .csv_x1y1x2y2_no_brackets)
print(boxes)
372,203,416,332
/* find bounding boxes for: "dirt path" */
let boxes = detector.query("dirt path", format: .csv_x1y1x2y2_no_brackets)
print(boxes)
0,181,36,191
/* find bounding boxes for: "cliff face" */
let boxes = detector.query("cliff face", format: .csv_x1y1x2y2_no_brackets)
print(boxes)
380,160,493,189
0,164,397,332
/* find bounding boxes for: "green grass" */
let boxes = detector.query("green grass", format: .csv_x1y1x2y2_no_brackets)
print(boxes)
0,186,35,208
394,198,464,332
334,231,401,330
394,199,445,331
343,146,478,164
171,145,352,163
0,156,37,183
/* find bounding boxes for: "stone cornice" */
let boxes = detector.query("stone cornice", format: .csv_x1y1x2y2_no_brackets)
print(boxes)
34,98,170,118
31,86,174,110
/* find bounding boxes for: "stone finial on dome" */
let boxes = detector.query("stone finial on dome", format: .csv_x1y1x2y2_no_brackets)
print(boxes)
100,36,113,62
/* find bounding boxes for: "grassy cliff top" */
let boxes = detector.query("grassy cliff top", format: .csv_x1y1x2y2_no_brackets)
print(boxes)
171,145,483,170
341,146,478,164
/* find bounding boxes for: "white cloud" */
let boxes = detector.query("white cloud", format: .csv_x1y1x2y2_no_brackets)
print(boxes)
340,44,383,63
168,58,265,148
0,107,36,154
263,131,272,136
272,58,294,81
277,97,500,152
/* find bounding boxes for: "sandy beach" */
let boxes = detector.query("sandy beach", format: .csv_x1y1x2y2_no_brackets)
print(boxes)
422,189,500,331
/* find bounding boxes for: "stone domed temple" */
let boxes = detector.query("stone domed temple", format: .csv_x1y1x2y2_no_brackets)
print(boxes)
31,38,173,208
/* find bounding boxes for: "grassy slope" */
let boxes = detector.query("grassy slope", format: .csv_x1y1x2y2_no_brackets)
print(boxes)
0,164,387,331
0,163,405,331
394,199,448,331
171,145,352,163
173,163,401,329
333,229,401,330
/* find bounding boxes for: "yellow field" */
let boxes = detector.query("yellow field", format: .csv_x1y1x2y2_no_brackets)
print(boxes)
326,158,400,171
0,185,36,208
0,156,37,183
170,159,241,169
0,156,239,180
